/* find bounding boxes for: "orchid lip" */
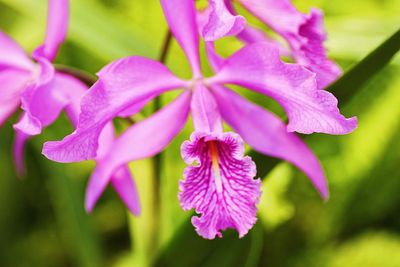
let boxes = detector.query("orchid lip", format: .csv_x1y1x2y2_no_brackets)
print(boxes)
179,132,261,239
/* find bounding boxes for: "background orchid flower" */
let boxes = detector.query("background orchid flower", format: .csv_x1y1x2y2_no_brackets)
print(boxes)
0,0,140,215
202,0,342,89
43,0,356,239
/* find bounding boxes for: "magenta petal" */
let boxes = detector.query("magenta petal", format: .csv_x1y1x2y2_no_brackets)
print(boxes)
102,91,191,168
209,42,357,135
13,60,58,135
110,168,141,215
202,0,246,41
11,73,86,172
84,92,191,211
85,159,141,215
160,0,201,77
34,57,55,85
0,31,35,71
42,56,185,162
205,42,224,72
117,97,151,118
53,73,88,127
237,25,270,43
33,0,68,61
237,25,290,57
296,9,342,88
13,68,79,136
13,111,42,136
238,0,306,38
85,123,140,215
179,132,261,239
212,86,328,198
238,0,341,88
191,83,223,133
205,35,286,74
0,69,31,126
12,129,30,177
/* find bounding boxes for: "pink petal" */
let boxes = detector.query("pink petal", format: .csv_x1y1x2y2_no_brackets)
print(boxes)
33,0,68,61
202,0,246,41
84,92,191,212
0,31,35,71
179,132,261,239
160,0,201,77
109,91,190,164
205,32,288,74
39,80,141,215
0,69,31,126
34,57,55,85
85,123,141,215
237,25,270,43
12,129,30,177
54,73,88,127
238,0,304,37
13,65,81,136
191,83,223,133
110,167,141,215
209,42,357,135
42,56,185,162
211,86,328,198
11,72,86,174
14,85,62,135
13,111,42,136
117,97,151,118
205,42,224,72
296,9,342,88
238,0,341,88
237,25,291,57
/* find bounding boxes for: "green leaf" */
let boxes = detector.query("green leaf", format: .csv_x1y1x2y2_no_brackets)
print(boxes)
45,163,103,267
329,27,400,104
154,222,258,267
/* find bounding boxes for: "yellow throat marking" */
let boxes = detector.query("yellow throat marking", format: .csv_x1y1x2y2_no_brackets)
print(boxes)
209,141,223,193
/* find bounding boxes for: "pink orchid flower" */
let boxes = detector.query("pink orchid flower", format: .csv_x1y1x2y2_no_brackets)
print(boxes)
43,0,356,239
202,0,342,89
0,0,140,215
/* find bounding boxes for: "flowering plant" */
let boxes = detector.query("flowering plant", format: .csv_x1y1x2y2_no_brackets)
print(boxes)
1,0,399,265
40,0,356,239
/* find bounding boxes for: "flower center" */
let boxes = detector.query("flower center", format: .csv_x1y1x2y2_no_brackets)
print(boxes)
209,141,223,193
27,63,41,84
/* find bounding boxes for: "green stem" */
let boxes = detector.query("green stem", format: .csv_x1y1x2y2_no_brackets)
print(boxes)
151,29,173,257
329,27,400,104
153,30,173,194
54,64,97,86
244,222,264,267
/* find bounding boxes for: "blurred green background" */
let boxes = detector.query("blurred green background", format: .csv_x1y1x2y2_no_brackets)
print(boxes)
1,0,400,266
